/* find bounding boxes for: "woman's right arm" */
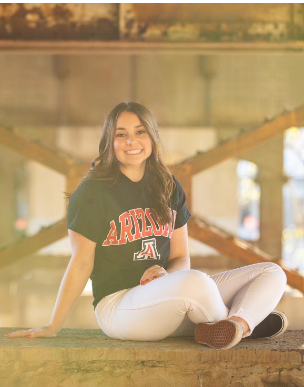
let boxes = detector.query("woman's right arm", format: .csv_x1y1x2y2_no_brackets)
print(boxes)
4,230,96,338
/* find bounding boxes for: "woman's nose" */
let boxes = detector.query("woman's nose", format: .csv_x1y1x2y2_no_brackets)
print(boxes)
126,136,137,145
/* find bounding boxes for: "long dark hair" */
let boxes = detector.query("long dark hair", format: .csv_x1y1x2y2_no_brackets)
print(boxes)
63,102,176,226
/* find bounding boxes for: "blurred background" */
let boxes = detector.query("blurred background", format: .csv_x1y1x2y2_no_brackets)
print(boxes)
0,3,304,330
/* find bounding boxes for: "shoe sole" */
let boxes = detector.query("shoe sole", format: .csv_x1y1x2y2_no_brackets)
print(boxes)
195,320,243,350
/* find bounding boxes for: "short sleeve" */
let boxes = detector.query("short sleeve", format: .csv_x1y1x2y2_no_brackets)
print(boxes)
173,176,191,229
67,180,102,243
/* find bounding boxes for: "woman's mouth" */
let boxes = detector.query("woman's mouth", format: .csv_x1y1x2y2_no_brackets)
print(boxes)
125,149,143,155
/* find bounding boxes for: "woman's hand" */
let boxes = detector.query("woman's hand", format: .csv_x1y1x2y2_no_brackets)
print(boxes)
140,265,168,286
4,323,59,339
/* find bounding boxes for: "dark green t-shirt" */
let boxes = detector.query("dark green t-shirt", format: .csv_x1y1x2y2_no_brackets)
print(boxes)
67,170,191,310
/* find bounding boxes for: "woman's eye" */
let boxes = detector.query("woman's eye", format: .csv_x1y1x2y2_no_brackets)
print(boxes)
116,130,146,137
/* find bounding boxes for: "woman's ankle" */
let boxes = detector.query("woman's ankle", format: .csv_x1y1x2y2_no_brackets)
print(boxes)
227,316,250,336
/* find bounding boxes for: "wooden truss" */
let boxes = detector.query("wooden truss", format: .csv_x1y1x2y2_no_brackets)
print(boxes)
1,103,304,292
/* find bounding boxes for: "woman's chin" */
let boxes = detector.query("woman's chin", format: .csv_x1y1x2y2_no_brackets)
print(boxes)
120,159,147,168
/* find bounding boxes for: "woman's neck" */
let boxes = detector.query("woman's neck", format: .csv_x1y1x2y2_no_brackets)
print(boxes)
119,165,146,182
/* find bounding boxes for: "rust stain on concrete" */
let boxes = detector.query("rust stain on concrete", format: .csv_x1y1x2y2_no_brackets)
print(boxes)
120,3,304,42
0,4,119,40
131,4,293,23
0,3,303,42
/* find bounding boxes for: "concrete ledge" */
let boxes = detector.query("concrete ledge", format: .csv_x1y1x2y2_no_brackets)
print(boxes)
1,328,304,387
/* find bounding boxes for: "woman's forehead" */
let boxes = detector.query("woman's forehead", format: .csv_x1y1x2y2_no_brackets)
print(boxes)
116,111,141,127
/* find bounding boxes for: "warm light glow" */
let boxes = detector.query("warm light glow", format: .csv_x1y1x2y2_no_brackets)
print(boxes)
237,160,260,242
15,218,27,230
282,226,303,242
243,215,259,230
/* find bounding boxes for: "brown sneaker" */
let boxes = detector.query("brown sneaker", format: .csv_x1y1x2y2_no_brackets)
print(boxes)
245,310,288,339
195,320,244,350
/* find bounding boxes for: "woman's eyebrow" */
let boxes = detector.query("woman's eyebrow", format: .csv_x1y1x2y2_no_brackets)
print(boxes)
115,125,143,131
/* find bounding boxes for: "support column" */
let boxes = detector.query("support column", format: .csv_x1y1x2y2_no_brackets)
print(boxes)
254,136,285,259
257,169,284,259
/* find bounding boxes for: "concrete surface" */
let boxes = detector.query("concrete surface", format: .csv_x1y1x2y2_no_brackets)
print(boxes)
1,327,304,387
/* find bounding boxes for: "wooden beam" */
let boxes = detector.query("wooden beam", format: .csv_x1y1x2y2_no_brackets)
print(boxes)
0,126,81,175
170,103,304,176
74,164,92,179
188,216,304,294
1,40,304,55
65,166,92,193
169,164,192,210
0,219,68,269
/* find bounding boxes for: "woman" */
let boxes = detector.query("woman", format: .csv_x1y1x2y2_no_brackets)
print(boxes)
4,102,288,350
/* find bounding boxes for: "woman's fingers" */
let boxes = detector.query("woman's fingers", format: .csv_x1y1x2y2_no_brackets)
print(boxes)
140,265,168,285
141,276,158,285
140,272,167,285
4,325,57,338
140,265,164,281
141,270,167,282
4,329,33,338
141,273,158,284
143,272,164,282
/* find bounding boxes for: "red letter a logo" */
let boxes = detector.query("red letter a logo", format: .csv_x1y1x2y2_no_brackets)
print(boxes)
133,238,160,261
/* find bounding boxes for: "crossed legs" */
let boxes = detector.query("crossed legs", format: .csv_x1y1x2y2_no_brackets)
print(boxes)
95,262,287,341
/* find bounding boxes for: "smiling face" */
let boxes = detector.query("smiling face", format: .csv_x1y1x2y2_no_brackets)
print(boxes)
113,111,153,178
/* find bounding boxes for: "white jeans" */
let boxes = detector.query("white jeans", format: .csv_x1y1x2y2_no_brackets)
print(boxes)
95,262,287,341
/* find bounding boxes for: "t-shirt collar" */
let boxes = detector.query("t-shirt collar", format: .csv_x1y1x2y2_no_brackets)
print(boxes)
118,170,147,190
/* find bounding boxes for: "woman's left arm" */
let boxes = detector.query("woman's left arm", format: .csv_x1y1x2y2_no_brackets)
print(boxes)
166,223,191,273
